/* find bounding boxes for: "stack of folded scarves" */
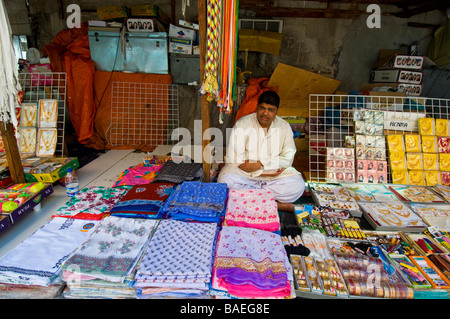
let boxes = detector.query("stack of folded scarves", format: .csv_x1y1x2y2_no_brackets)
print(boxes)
52,186,128,220
152,160,203,184
224,189,280,232
211,226,294,299
160,181,228,222
61,216,158,299
133,219,218,298
0,217,100,292
109,183,175,219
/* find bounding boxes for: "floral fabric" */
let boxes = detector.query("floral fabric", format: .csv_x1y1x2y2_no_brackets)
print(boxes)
62,216,158,283
52,186,128,220
212,226,292,298
224,189,280,232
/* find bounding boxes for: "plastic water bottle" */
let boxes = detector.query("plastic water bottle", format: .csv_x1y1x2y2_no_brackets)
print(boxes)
65,168,79,197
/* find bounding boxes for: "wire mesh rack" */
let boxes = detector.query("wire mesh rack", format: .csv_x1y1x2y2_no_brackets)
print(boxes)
17,72,67,157
108,82,179,149
308,93,450,183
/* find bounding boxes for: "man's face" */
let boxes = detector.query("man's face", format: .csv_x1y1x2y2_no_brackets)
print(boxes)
256,103,278,128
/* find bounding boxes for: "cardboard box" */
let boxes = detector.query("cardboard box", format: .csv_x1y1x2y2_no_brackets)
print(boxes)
372,54,423,70
168,38,192,55
398,70,423,84
397,83,422,96
169,24,196,40
193,45,200,55
1,183,53,224
130,5,170,24
238,29,283,56
0,215,10,234
371,69,400,83
179,20,199,30
97,6,128,21
25,157,79,183
268,63,341,117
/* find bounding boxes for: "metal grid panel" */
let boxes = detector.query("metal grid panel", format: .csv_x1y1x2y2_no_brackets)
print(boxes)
18,72,66,157
308,94,450,183
109,82,179,149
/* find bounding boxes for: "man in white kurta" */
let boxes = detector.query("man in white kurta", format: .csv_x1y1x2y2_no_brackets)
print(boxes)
218,91,305,212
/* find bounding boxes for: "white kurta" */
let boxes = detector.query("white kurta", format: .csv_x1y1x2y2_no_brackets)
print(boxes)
218,113,301,180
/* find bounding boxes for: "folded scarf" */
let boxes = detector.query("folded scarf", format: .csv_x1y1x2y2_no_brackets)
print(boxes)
224,189,280,232
109,183,175,219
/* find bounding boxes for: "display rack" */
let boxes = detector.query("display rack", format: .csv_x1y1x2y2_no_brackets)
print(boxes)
108,82,179,149
308,94,450,183
18,72,67,157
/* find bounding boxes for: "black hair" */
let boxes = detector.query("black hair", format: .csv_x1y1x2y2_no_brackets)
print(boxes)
258,90,280,108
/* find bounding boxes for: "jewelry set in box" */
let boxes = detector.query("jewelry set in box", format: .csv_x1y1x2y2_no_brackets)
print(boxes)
18,99,58,157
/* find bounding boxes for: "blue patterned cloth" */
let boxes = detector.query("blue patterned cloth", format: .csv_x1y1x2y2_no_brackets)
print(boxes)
160,181,229,222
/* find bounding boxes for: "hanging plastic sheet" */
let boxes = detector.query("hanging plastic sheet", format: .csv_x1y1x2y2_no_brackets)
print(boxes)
428,19,450,67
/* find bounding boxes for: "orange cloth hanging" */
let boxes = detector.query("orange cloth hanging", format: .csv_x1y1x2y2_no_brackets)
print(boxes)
43,23,95,144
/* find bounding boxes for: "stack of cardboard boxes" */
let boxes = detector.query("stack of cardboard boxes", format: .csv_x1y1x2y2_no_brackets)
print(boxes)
370,50,430,97
168,21,199,55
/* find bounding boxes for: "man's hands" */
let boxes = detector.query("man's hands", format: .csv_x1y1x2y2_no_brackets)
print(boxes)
238,160,263,173
238,160,285,176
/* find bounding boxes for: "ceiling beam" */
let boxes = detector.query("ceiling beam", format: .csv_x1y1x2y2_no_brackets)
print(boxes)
394,0,448,18
239,0,447,19
253,8,362,19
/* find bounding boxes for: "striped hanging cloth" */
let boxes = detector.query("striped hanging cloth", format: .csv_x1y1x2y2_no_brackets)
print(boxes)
217,0,238,123
200,0,221,102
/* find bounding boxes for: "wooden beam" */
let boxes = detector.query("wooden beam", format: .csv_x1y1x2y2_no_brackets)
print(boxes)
255,8,362,19
394,1,447,18
0,122,25,184
198,0,211,182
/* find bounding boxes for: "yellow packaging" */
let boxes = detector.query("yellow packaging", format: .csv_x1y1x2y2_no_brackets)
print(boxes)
439,153,450,171
421,136,437,153
418,118,435,136
389,151,406,170
406,153,423,170
391,169,408,184
408,170,424,186
435,119,449,137
97,6,128,20
423,153,439,170
425,171,440,186
387,135,405,152
404,134,421,153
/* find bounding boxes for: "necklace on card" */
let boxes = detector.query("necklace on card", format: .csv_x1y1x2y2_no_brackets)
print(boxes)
41,101,57,124
40,130,57,152
23,106,36,126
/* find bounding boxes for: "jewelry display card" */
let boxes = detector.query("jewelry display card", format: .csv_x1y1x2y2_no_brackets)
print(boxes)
18,127,37,154
410,203,450,231
36,128,57,157
359,201,427,229
38,99,58,127
19,102,38,127
388,185,445,203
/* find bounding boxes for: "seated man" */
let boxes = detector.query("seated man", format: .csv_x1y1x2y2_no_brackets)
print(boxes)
218,90,305,212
